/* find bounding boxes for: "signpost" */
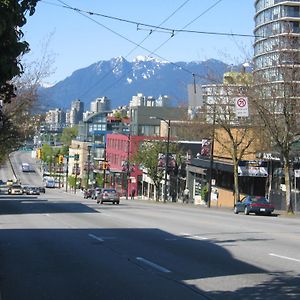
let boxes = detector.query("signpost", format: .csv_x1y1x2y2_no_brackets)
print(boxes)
294,169,300,212
235,97,249,117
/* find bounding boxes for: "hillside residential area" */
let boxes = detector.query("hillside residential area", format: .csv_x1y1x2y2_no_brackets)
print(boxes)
1,1,300,299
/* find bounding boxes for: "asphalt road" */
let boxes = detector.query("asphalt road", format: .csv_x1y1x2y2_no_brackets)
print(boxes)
0,151,299,300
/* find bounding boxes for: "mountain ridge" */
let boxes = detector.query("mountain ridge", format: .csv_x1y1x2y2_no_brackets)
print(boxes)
38,56,230,111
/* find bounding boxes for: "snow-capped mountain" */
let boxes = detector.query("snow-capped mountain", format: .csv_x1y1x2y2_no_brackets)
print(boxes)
38,56,229,111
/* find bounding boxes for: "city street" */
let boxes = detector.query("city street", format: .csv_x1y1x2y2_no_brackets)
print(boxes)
0,152,299,299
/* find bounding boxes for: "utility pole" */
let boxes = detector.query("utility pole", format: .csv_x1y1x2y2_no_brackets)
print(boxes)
206,105,216,208
126,133,130,200
74,153,79,194
65,155,69,192
87,145,92,188
164,120,171,202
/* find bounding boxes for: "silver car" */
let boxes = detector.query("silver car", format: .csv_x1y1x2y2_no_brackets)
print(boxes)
97,188,120,204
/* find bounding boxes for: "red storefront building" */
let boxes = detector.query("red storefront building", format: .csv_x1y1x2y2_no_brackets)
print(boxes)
106,133,151,198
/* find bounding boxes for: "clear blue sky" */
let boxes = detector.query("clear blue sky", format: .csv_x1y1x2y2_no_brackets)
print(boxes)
23,0,255,84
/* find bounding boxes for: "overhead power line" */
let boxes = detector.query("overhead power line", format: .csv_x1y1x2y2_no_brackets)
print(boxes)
43,0,247,99
70,0,192,99
42,0,260,39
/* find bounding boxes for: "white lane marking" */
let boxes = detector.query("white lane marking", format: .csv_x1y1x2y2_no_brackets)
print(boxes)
180,233,208,240
88,234,104,242
269,253,300,263
136,257,171,273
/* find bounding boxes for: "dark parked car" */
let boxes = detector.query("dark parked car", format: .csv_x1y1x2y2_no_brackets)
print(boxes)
97,188,120,204
38,187,46,193
234,195,275,215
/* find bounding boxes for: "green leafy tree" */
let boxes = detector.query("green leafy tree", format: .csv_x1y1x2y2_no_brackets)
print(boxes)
133,140,181,201
0,0,39,103
60,126,78,147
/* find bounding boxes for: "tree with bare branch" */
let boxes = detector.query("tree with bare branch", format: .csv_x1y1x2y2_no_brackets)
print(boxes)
203,75,270,205
251,34,300,214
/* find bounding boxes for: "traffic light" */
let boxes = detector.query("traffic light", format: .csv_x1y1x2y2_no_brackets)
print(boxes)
74,154,79,161
36,148,42,159
101,161,110,170
58,155,64,164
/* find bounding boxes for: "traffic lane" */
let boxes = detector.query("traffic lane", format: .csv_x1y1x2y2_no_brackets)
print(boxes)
48,193,300,277
0,194,98,216
28,200,297,299
0,194,272,299
78,201,300,298
9,150,43,186
1,193,296,299
0,228,211,300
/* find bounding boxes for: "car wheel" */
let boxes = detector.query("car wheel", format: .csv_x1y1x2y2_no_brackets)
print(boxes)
244,206,250,215
234,206,239,214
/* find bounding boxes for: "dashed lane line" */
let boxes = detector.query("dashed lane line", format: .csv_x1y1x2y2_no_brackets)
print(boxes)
269,253,300,263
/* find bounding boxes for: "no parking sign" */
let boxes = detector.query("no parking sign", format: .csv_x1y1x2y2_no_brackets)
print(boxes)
235,97,249,117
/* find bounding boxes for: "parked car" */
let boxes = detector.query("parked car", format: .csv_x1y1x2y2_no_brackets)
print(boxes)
8,184,23,195
97,188,120,204
234,195,275,215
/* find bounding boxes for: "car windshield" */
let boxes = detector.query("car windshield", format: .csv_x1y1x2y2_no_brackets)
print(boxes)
249,196,269,204
12,185,22,188
103,189,116,193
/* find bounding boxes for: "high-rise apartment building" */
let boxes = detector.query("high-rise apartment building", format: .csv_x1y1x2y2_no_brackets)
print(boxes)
254,0,300,81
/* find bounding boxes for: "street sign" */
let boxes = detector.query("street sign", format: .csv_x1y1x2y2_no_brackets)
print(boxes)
235,97,249,117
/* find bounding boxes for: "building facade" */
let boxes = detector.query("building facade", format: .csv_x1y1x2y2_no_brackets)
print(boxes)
254,0,300,81
69,99,84,126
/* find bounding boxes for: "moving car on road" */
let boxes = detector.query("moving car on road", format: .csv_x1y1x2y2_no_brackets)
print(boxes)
234,195,275,215
8,184,23,195
27,187,40,195
44,177,55,188
97,188,120,204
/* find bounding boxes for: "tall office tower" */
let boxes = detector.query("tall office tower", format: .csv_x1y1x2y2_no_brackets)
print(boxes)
90,96,111,113
254,0,300,83
70,99,84,125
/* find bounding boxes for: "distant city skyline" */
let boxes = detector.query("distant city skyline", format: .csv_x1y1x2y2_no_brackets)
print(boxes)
23,0,255,84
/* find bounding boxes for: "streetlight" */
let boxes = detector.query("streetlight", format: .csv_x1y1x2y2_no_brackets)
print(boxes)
150,116,171,202
86,145,92,188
